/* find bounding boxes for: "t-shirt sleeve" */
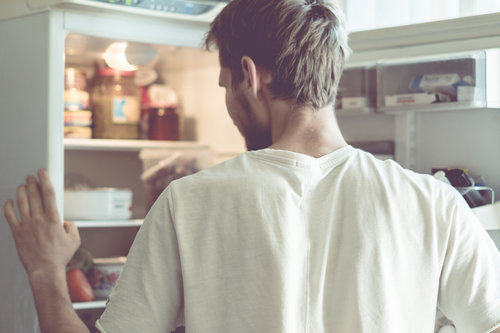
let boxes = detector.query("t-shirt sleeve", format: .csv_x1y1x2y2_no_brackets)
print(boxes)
95,186,184,333
437,192,500,333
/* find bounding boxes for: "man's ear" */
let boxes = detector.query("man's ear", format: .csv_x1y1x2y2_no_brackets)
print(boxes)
240,56,259,98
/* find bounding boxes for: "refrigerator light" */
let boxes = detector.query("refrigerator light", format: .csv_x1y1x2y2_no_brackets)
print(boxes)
103,42,138,72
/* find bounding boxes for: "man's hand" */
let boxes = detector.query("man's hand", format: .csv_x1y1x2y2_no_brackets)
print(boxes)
3,169,80,277
3,169,90,333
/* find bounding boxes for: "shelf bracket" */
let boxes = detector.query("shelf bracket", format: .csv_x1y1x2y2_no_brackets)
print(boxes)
394,111,417,170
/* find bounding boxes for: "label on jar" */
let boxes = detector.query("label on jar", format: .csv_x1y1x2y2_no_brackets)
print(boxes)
112,97,140,124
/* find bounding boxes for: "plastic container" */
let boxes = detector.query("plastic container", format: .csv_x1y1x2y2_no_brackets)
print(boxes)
336,65,377,115
90,68,141,139
139,147,213,209
377,51,488,112
64,188,133,220
88,257,126,299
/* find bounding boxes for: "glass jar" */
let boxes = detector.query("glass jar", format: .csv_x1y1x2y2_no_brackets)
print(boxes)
147,106,180,140
90,68,141,139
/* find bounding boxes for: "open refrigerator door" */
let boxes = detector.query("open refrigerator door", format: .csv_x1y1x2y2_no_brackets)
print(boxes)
0,3,244,331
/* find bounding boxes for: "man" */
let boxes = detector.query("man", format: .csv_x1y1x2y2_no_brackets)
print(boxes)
4,0,500,332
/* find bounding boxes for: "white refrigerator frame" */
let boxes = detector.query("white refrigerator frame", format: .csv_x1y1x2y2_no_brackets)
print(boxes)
0,8,213,332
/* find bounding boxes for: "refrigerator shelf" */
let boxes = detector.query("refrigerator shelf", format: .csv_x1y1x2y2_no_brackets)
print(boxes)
64,138,209,152
74,219,144,228
336,107,377,117
73,300,106,311
380,100,489,114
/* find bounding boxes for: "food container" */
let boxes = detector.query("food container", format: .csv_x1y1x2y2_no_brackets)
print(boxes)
64,188,133,220
88,257,126,299
139,147,213,209
90,68,141,139
140,84,182,140
64,110,92,138
64,68,93,138
65,68,90,111
147,106,180,140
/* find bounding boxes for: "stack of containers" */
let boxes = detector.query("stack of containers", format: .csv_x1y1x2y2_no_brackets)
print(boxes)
64,68,92,138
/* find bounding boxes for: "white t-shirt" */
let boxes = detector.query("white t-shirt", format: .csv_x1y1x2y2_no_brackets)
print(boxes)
96,146,500,333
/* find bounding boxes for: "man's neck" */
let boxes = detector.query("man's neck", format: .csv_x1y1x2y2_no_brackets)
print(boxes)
267,102,347,158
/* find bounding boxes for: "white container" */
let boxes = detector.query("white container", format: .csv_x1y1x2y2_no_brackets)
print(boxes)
90,257,127,299
64,188,133,220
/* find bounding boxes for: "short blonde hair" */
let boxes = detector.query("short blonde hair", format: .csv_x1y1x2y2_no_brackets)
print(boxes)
205,0,350,109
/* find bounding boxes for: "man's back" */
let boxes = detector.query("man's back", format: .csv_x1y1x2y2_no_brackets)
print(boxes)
98,146,500,332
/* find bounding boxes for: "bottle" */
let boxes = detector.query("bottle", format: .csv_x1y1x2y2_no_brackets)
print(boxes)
90,67,141,139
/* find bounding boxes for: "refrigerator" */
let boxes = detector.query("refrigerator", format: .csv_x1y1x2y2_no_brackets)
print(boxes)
0,1,499,332
0,1,243,332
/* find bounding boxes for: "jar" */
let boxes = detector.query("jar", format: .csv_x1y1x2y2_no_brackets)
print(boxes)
147,107,180,140
90,68,141,139
65,68,89,111
141,84,181,141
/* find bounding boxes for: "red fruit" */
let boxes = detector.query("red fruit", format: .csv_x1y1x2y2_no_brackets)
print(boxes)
67,268,94,302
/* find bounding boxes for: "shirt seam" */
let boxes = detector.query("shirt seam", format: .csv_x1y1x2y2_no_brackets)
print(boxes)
247,146,355,169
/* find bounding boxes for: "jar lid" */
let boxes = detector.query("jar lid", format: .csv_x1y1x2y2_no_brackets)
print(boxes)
97,67,135,77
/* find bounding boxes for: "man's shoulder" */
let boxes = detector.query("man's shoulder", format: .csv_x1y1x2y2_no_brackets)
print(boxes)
354,149,457,199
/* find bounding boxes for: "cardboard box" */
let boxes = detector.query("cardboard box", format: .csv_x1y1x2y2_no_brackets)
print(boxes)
385,93,436,106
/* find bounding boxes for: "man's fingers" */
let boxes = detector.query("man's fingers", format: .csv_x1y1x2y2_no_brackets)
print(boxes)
63,221,81,249
3,199,20,231
16,184,30,221
37,169,59,220
26,175,44,218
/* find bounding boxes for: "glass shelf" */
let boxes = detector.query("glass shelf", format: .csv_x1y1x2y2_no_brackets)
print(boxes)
64,138,208,152
381,100,487,114
336,107,377,117
74,219,144,228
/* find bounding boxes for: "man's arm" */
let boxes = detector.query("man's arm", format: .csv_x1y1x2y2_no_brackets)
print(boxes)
3,169,90,333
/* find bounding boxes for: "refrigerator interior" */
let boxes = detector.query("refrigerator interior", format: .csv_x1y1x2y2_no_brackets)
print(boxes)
63,33,246,331
64,33,245,219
